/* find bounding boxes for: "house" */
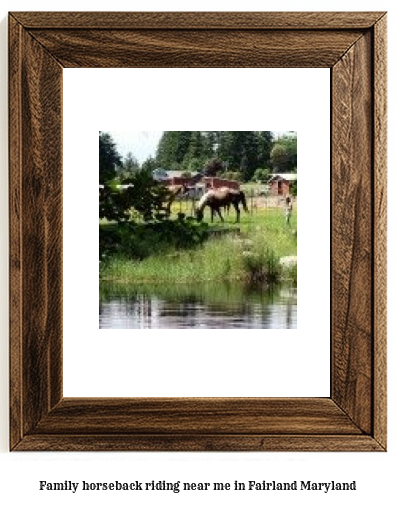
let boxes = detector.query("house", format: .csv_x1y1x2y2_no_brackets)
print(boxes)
268,173,297,196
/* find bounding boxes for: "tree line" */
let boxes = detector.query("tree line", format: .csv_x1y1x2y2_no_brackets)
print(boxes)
99,131,297,185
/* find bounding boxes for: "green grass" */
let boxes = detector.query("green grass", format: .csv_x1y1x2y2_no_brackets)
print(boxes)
100,207,297,285
101,237,239,283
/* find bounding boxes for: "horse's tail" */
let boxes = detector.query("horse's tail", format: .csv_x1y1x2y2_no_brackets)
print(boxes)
240,191,249,213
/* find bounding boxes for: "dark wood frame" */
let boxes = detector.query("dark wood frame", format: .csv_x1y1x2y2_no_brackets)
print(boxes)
9,12,387,451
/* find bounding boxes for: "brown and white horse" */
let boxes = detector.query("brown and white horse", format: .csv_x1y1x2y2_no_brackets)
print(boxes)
195,188,248,223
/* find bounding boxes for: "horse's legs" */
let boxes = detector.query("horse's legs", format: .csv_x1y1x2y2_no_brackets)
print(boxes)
232,203,240,223
216,208,224,222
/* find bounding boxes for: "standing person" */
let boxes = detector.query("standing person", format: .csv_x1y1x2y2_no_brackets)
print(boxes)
285,195,293,225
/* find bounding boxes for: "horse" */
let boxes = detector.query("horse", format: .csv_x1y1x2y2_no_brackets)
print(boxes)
195,188,249,223
206,185,232,215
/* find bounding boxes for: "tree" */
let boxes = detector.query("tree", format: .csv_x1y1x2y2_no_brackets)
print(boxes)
186,157,205,172
270,133,297,173
99,132,122,183
240,131,259,181
177,131,194,164
256,131,273,168
154,131,282,181
119,152,140,180
203,131,221,157
253,167,271,183
156,131,178,168
204,158,225,176
141,156,157,173
183,131,206,171
156,131,193,168
217,131,236,169
218,131,259,181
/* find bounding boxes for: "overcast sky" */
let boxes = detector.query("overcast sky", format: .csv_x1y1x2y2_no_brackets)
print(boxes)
107,131,292,164
107,131,163,164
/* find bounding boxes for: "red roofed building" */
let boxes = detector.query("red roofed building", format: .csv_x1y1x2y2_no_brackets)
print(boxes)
268,173,297,196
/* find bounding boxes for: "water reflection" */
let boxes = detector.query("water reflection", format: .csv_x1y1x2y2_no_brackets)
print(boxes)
99,281,297,329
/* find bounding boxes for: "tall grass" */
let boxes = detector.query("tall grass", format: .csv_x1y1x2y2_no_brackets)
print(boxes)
100,207,297,285
100,234,243,283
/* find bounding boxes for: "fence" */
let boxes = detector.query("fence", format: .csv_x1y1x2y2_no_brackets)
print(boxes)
173,190,297,218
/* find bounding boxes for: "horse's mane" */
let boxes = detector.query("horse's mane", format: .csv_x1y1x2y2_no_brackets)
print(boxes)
197,190,216,210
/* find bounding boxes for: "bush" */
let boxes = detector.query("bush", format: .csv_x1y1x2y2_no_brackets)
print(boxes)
99,170,171,223
253,167,271,183
100,219,209,262
241,247,281,284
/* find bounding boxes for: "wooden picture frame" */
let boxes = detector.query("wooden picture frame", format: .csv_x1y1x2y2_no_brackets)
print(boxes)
9,11,387,451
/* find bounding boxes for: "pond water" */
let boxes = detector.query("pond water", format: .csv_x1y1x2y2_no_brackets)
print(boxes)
99,281,297,329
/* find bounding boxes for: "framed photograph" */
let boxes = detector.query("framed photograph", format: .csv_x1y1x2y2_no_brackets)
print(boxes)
9,11,387,451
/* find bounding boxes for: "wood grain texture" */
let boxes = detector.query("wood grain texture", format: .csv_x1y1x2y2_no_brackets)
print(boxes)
28,29,363,68
373,14,387,450
332,32,373,434
32,398,362,435
9,17,63,447
11,11,386,29
9,15,23,450
14,435,383,452
9,11,387,452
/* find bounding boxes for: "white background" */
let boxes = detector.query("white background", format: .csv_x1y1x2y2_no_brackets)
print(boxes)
63,68,330,398
0,1,395,507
